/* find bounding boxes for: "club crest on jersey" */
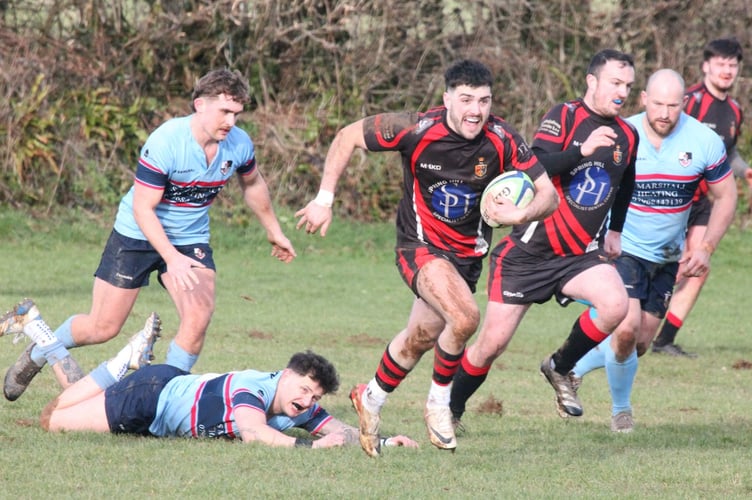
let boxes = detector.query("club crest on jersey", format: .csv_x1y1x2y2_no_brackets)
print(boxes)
612,145,623,165
194,247,206,260
474,157,488,177
221,160,233,175
678,152,693,168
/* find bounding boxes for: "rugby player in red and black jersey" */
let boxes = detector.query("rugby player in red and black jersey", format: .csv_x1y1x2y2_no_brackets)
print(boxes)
653,37,750,357
450,49,639,425
296,59,558,456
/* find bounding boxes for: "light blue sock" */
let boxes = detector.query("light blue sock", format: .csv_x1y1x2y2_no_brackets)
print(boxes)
604,346,638,415
89,362,118,390
165,340,198,372
30,316,77,366
572,339,608,378
39,343,71,366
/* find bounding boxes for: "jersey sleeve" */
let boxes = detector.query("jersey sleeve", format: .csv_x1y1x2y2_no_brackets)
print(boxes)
532,103,571,153
362,111,425,152
297,405,333,434
136,128,173,190
704,137,732,185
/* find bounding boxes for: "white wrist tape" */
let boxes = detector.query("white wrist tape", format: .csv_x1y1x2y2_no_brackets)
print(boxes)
313,189,334,208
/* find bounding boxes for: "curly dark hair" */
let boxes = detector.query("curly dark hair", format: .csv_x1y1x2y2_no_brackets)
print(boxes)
444,59,493,91
190,68,251,111
286,350,340,394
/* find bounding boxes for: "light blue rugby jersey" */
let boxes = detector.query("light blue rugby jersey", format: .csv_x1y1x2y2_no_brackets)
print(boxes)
113,115,256,246
149,369,333,439
621,112,730,263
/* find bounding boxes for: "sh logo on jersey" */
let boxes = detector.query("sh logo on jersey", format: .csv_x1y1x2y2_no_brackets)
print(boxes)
428,180,476,222
568,162,612,209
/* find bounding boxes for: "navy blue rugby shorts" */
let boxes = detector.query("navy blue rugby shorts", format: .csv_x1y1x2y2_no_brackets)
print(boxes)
95,230,216,289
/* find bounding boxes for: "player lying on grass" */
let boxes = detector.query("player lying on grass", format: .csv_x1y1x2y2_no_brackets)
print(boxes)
0,299,418,450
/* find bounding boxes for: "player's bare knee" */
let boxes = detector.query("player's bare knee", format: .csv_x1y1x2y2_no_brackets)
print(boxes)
92,320,122,342
453,309,480,343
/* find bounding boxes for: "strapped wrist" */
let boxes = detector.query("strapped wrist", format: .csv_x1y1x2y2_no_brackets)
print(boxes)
313,189,334,208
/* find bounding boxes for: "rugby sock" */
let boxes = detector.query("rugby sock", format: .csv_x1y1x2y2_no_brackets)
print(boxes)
374,344,411,394
31,316,76,367
449,352,491,420
572,337,608,378
364,379,388,413
103,340,142,381
654,312,683,346
89,362,118,390
552,308,609,374
23,318,70,366
604,344,638,415
165,340,198,372
428,344,463,405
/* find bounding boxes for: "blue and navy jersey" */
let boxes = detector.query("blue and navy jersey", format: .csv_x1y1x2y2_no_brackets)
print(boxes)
362,107,546,259
113,115,256,246
621,112,730,263
148,369,333,439
519,99,638,257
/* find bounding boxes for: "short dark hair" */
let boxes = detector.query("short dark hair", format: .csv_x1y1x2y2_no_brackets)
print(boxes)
287,350,340,394
703,37,743,62
586,49,635,78
444,59,493,91
190,69,250,111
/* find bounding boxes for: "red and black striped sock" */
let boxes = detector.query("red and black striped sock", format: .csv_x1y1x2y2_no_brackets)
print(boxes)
552,309,609,374
374,344,411,393
449,352,490,420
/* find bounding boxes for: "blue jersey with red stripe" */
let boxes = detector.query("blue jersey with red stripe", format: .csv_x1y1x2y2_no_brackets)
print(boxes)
621,112,730,263
519,99,638,257
113,115,256,245
148,369,332,439
362,107,546,259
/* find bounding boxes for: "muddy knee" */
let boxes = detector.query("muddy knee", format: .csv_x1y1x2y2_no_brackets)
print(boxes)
40,397,60,431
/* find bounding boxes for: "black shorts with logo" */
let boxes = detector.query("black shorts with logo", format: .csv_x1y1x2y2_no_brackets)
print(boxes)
487,237,608,305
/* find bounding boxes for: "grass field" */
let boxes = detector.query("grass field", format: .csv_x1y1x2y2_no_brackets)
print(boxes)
0,207,751,498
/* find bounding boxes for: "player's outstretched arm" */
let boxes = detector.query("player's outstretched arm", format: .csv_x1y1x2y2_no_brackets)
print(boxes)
295,119,368,237
315,417,419,449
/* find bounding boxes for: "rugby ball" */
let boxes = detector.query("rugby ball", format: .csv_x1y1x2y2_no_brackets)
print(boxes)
480,170,535,228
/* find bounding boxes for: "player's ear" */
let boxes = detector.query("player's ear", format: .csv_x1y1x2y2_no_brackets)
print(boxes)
193,97,205,112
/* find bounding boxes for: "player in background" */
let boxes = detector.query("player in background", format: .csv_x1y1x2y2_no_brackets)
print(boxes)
0,300,418,450
296,59,558,456
653,37,752,357
3,69,296,402
571,69,737,432
449,49,638,426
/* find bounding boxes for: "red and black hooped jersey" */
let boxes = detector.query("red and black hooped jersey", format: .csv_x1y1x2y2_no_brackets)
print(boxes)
362,107,546,259
685,82,743,199
515,98,639,257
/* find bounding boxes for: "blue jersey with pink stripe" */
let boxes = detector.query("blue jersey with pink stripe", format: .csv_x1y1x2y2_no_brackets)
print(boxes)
148,369,332,439
621,112,730,263
113,115,256,245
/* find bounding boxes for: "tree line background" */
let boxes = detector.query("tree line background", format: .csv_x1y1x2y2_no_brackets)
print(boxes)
2,0,752,223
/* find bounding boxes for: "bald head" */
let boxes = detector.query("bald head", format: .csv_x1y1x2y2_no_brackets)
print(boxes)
641,69,687,138
645,68,685,97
